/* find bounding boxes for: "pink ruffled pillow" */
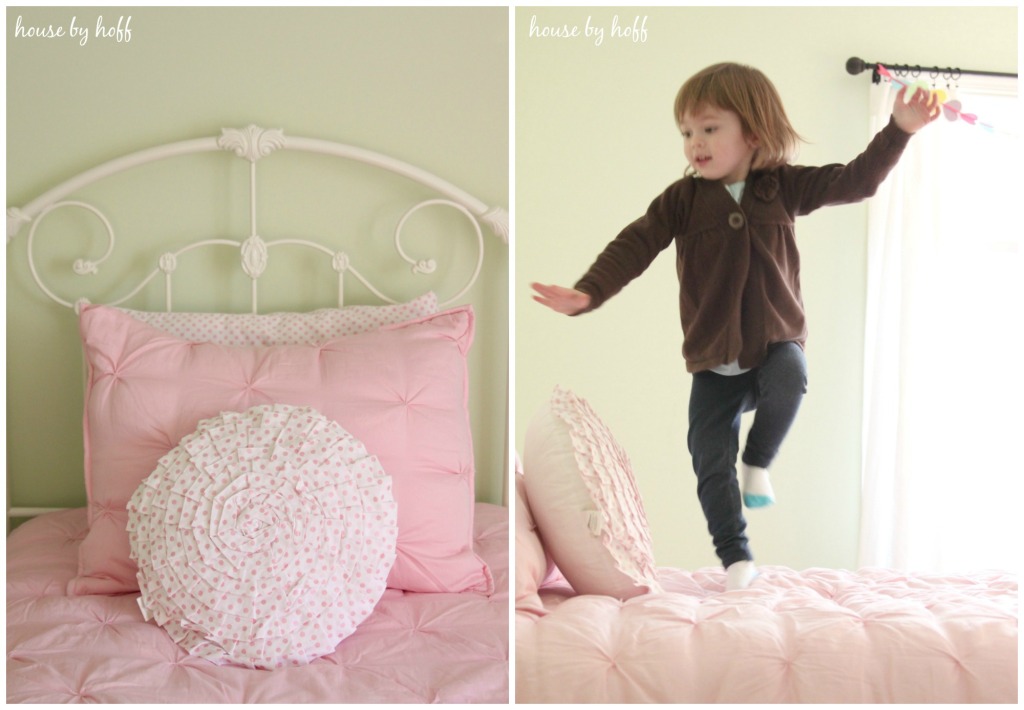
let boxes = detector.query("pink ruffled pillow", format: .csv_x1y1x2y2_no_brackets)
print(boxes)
117,292,437,346
523,386,660,600
127,404,397,669
73,304,491,596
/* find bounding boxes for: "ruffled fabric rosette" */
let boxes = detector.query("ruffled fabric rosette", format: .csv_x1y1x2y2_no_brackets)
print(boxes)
550,386,662,593
126,404,398,669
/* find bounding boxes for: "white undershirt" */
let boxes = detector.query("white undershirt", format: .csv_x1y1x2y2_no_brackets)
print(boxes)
710,181,751,376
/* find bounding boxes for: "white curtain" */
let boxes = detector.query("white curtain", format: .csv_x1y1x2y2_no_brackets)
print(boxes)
859,74,1022,573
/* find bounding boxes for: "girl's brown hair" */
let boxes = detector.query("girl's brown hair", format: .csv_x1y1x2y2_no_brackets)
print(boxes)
674,62,803,170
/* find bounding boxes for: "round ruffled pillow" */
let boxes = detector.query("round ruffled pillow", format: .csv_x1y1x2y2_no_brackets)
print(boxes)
126,404,397,669
523,386,661,600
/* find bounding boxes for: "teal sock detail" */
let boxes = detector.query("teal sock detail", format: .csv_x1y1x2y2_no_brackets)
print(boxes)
741,464,775,509
743,492,775,509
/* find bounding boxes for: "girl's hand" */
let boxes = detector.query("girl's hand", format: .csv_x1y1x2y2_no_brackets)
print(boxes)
531,282,591,315
892,85,941,133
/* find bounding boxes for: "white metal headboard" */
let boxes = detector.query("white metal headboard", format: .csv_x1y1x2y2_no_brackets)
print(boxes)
7,124,509,313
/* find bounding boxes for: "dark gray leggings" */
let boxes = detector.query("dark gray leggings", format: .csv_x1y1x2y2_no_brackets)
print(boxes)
687,342,808,567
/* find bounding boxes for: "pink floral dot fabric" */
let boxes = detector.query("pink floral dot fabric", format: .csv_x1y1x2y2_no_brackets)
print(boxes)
126,404,398,669
118,292,437,346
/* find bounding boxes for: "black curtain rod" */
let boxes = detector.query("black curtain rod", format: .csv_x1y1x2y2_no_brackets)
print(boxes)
846,56,1017,84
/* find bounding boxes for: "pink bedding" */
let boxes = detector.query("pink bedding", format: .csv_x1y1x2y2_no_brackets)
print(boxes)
8,504,508,703
517,565,1017,703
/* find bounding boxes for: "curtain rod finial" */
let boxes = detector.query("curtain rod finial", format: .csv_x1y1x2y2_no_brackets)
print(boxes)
846,57,868,75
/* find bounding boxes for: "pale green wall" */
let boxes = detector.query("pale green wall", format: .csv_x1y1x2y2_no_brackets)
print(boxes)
7,7,509,509
516,6,1016,570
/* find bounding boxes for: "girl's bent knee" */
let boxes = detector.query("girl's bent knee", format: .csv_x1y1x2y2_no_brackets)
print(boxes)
762,342,808,394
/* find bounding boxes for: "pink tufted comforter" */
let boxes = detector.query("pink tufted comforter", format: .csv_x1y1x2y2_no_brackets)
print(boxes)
8,504,508,703
517,565,1017,703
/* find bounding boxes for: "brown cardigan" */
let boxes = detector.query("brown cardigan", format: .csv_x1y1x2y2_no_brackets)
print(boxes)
573,117,913,373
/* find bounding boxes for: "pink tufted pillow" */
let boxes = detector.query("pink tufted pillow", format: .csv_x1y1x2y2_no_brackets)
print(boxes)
514,469,557,605
523,386,661,600
72,304,491,596
127,404,397,669
117,292,437,346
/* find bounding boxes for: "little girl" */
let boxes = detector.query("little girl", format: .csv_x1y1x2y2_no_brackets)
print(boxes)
532,62,939,590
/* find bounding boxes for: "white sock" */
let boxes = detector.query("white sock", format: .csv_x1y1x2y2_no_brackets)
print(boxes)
741,464,775,508
725,560,759,591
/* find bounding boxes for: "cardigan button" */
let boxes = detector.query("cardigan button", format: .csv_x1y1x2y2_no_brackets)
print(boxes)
728,212,745,229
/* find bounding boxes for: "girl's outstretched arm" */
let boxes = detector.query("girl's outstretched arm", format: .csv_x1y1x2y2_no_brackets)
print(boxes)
531,282,592,315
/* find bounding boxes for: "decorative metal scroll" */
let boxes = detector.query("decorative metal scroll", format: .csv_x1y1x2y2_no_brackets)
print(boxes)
7,124,509,312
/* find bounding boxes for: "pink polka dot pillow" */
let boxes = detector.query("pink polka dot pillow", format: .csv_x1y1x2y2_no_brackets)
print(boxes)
126,404,397,669
117,292,437,346
523,386,661,600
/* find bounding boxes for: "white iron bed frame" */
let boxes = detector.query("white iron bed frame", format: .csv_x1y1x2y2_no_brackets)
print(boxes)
6,123,509,522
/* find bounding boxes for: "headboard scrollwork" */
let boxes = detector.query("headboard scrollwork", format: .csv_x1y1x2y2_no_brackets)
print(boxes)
7,124,508,313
